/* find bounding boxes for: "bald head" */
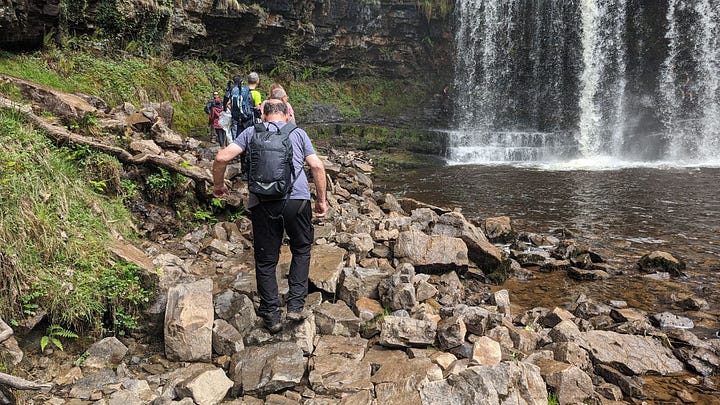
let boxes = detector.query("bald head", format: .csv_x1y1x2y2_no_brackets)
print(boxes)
263,98,287,117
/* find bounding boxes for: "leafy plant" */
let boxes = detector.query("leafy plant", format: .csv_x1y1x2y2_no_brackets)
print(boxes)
41,324,78,352
193,209,215,222
88,179,107,193
547,392,560,405
73,350,89,367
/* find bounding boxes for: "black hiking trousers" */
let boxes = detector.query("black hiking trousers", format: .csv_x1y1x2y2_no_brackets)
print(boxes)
250,199,314,322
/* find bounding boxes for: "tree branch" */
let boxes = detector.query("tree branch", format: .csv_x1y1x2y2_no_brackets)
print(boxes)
0,372,52,391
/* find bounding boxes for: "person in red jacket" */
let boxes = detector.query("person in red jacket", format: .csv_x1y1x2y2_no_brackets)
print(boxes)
208,93,227,146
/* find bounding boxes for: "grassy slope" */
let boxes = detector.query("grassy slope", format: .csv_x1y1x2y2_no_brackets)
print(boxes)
0,107,146,334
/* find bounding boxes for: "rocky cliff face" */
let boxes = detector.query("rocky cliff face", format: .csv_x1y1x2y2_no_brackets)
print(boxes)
0,0,453,82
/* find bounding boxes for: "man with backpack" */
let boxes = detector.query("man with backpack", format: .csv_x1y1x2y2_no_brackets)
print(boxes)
212,99,328,334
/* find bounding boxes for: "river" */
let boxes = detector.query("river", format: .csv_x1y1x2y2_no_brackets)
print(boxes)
374,159,720,338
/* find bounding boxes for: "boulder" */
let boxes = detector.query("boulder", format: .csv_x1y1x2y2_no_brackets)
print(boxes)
175,367,233,405
483,216,516,243
309,244,347,294
230,342,306,395
212,319,244,356
83,337,128,369
650,312,694,330
580,330,684,375
308,335,372,395
394,229,468,273
432,212,510,282
437,316,467,350
420,362,547,405
637,251,686,276
337,266,390,311
471,336,502,366
164,279,214,362
533,359,599,405
379,316,437,348
314,300,361,337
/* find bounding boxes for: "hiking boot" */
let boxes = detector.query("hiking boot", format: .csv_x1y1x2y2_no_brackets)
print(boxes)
286,308,311,322
263,313,283,334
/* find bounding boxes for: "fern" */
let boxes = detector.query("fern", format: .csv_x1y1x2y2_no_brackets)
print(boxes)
41,324,78,352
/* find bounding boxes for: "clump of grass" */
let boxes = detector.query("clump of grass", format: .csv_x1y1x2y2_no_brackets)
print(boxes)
0,107,146,333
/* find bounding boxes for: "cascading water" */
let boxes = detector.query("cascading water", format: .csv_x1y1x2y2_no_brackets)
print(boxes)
660,0,720,161
450,0,720,164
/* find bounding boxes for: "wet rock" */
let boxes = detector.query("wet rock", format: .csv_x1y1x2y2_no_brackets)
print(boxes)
308,335,371,395
482,216,516,244
533,359,599,405
437,316,466,350
175,367,233,405
637,250,686,276
572,300,612,319
164,279,214,362
513,249,550,267
650,312,694,330
379,316,437,348
314,300,361,337
337,267,390,310
581,330,684,375
540,258,572,273
212,319,244,356
308,244,346,294
471,336,502,366
420,362,547,405
83,337,128,369
230,341,306,396
676,295,710,311
567,267,610,281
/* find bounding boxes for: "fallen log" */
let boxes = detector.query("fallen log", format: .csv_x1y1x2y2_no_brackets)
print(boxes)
0,96,212,187
0,371,52,391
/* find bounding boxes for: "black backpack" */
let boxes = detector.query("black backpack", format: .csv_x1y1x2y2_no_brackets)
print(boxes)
244,122,298,200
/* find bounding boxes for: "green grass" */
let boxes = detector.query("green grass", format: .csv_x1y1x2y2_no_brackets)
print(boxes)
0,107,147,333
0,49,230,135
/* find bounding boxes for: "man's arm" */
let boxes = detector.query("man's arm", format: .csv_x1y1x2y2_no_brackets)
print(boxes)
212,143,244,198
305,154,328,218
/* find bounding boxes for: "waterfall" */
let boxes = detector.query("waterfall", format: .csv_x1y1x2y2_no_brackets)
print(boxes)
450,0,720,164
577,0,627,157
662,0,720,160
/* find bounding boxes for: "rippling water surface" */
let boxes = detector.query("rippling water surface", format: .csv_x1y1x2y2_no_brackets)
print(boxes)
375,162,720,336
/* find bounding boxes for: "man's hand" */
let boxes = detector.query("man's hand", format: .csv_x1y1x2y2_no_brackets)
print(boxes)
314,200,328,218
213,183,229,198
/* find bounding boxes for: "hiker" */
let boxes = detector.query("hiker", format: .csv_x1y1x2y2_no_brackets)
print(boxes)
244,72,263,128
203,91,218,115
227,75,244,139
207,93,227,146
259,84,296,124
212,99,328,333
